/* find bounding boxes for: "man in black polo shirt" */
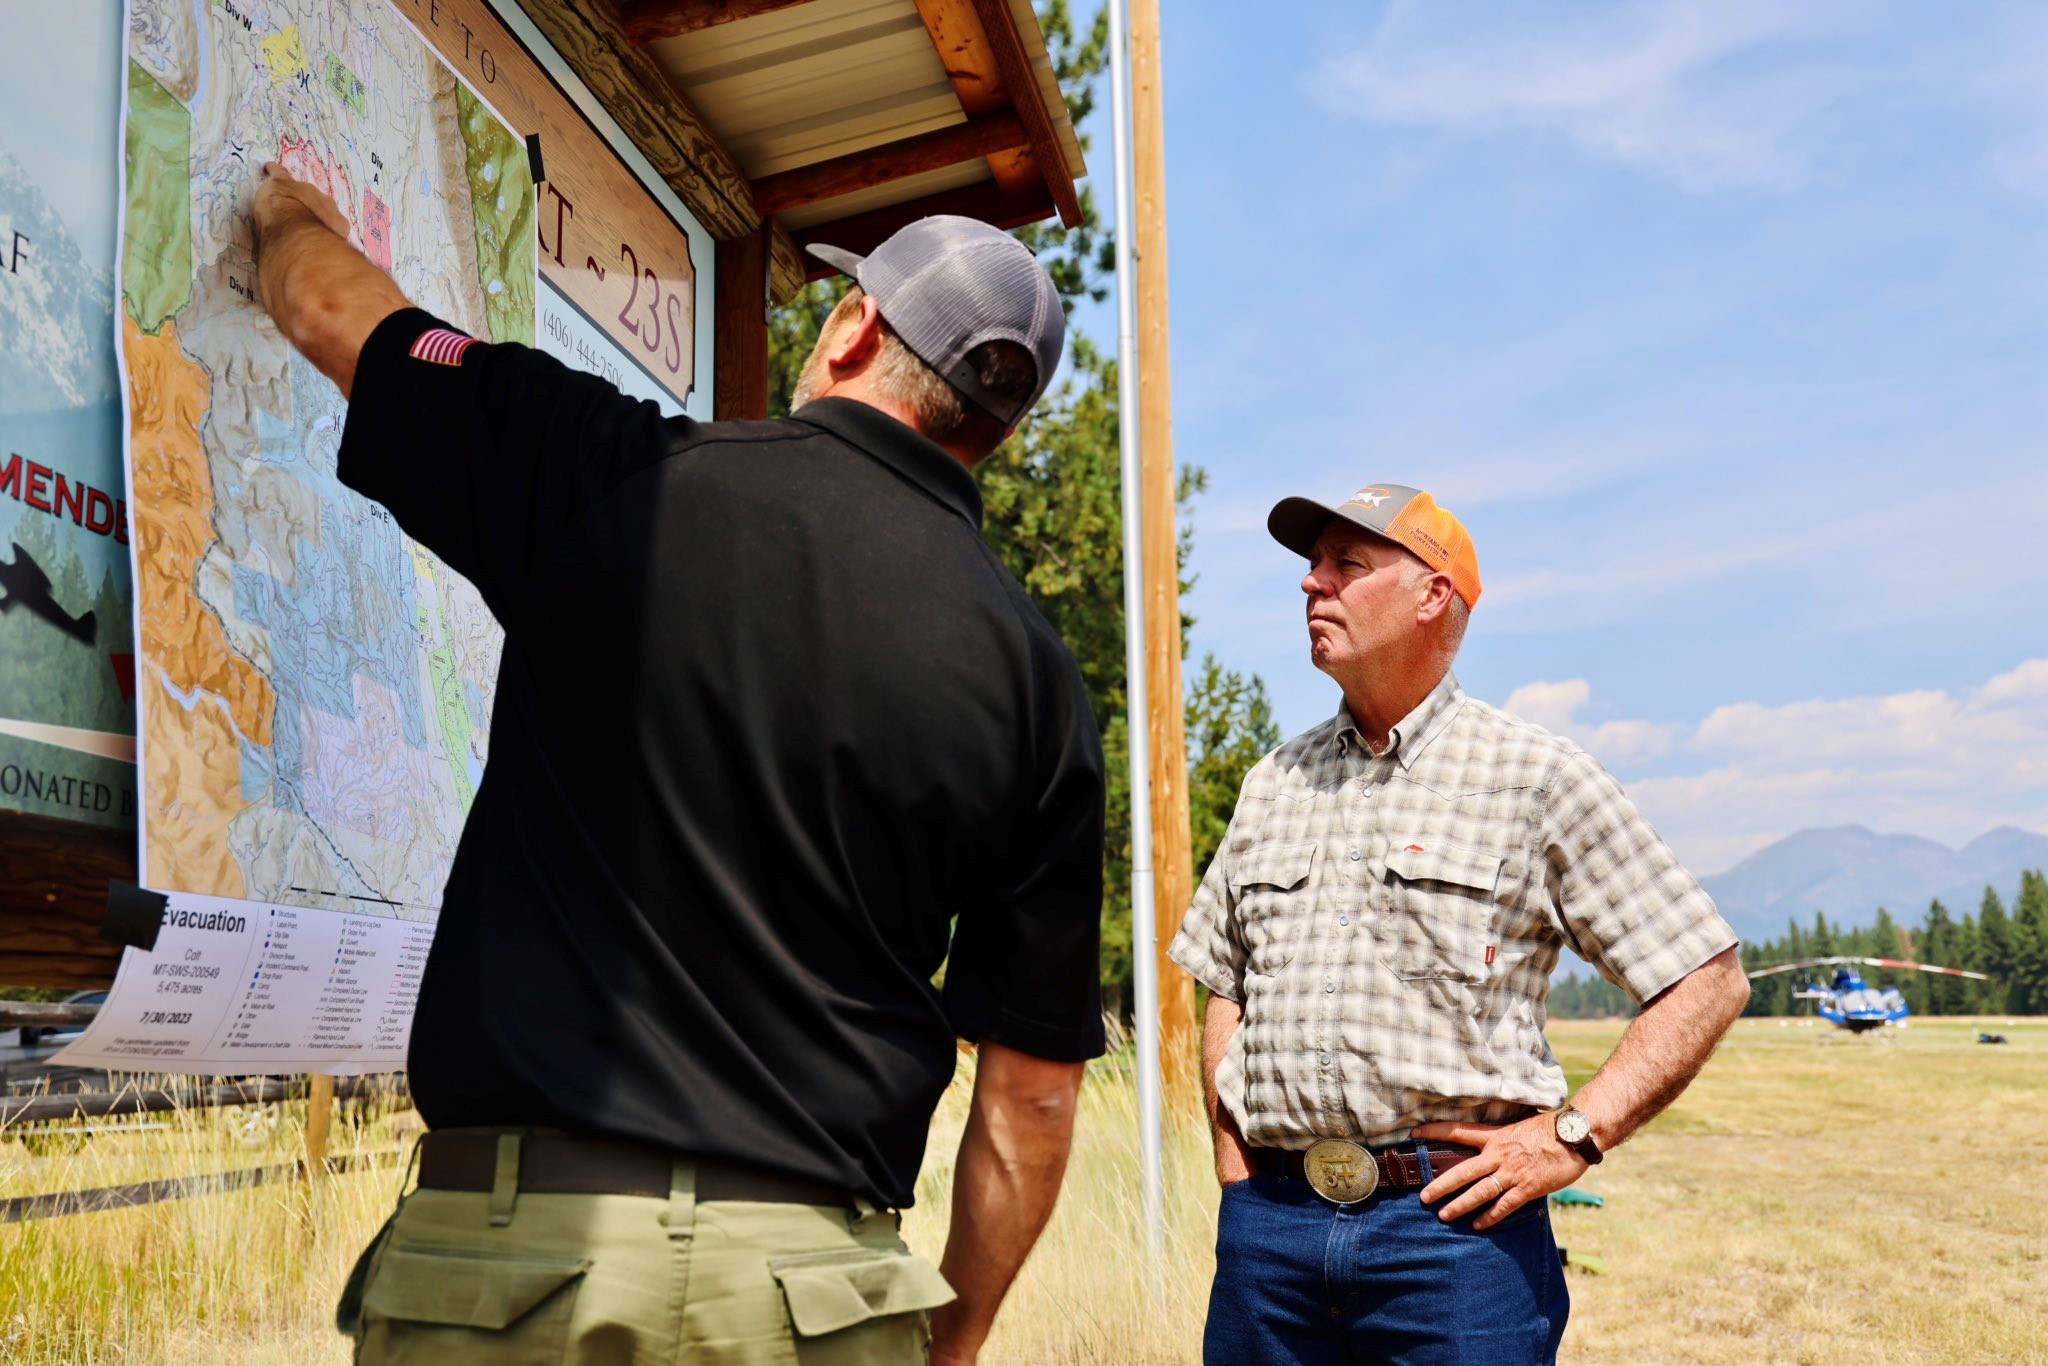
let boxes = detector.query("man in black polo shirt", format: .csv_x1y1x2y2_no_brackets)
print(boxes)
250,163,1104,1363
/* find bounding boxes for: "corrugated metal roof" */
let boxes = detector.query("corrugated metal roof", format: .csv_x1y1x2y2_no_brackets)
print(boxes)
645,0,1084,231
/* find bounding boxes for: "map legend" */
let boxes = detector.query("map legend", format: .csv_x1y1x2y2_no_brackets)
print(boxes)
58,893,436,1073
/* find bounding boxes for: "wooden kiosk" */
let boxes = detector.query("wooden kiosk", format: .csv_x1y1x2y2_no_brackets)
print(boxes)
0,0,1089,996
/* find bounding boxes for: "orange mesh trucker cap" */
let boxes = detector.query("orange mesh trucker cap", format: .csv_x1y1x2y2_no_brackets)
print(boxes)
1268,484,1483,608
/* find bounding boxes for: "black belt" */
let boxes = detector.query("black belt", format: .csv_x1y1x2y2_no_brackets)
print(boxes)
1253,1142,1480,1192
416,1131,854,1207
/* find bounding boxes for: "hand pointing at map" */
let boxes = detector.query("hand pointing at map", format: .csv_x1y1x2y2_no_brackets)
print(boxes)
252,161,350,240
250,162,409,400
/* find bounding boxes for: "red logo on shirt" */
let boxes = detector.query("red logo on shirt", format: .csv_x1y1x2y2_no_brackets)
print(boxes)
1485,944,1498,966
1405,843,1425,853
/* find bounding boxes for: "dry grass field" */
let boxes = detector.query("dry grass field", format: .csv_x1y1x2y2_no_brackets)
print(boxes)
2,1015,2043,1363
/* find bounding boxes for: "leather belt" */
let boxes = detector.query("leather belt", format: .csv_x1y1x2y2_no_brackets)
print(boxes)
1253,1141,1479,1195
416,1131,853,1208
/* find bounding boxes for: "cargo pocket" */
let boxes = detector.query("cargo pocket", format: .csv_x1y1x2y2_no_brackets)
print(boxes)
335,1212,395,1338
770,1245,956,1364
1230,841,1317,975
1379,838,1503,984
357,1242,590,1365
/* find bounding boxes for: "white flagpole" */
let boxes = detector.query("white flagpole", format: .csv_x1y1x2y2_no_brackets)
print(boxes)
1105,0,1166,1266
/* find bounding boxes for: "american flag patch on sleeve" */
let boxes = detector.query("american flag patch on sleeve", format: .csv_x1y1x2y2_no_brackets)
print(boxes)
409,327,478,367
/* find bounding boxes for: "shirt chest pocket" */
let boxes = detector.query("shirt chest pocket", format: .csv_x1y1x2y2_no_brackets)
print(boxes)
1231,841,1317,976
1378,837,1504,985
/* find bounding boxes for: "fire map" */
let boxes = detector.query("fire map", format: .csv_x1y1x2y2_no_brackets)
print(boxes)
60,0,536,1073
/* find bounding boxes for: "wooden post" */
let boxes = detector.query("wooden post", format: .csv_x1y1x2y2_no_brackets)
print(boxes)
305,1073,335,1180
714,223,771,420
1131,0,1197,1103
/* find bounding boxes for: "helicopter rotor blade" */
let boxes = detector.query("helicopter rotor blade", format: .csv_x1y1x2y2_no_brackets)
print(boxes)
1743,955,1991,981
1859,957,1991,980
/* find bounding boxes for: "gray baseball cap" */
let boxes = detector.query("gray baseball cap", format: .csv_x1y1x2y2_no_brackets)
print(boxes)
807,215,1065,426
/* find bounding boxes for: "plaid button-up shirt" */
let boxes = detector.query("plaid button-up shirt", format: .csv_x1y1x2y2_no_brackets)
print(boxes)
1169,673,1736,1150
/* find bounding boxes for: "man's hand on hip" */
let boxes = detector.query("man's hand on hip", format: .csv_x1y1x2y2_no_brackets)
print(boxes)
1200,994,1256,1189
1412,1114,1587,1231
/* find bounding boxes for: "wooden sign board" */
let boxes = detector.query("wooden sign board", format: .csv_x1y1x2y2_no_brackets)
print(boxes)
395,0,701,408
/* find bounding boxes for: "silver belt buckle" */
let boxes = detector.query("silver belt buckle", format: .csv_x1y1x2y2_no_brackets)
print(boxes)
1303,1138,1378,1205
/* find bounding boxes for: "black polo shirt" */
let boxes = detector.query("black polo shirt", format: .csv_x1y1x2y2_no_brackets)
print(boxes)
336,308,1106,1208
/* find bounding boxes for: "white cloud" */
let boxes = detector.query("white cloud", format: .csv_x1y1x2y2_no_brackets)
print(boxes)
1505,661,2048,873
1502,679,1592,732
1309,0,1857,190
1502,678,1682,765
1978,659,2048,706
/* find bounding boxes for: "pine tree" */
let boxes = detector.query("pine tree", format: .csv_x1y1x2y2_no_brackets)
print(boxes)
1867,907,1908,1005
1920,900,1959,1014
2009,871,2048,1015
1739,941,1775,1016
1951,913,1983,1014
1978,887,2015,1011
1549,971,1636,1019
1809,912,1836,959
1185,656,1280,879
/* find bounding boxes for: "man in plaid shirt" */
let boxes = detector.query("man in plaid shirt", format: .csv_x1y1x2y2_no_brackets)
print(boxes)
1169,483,1751,1364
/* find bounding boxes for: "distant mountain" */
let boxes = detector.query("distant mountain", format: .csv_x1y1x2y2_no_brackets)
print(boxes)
0,135,118,414
1702,825,2048,943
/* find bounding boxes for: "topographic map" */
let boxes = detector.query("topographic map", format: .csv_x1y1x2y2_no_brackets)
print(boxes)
121,0,533,918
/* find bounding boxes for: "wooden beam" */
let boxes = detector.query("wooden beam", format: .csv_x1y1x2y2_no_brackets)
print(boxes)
1131,0,1196,1104
966,0,1081,226
793,180,1054,278
511,0,759,240
0,1001,100,1029
614,0,811,45
0,1076,407,1130
912,0,1007,116
767,219,806,308
0,808,130,990
752,112,1027,218
715,224,772,419
911,1,1052,200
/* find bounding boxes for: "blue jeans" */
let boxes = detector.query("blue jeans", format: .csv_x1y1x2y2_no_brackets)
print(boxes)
1205,1147,1569,1365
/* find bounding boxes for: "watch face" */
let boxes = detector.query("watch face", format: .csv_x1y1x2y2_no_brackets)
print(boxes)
1556,1109,1592,1145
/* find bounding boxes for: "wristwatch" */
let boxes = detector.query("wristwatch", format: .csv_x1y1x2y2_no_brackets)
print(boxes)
1553,1106,1603,1164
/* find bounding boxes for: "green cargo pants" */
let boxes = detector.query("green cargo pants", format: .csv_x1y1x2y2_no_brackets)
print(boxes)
339,1131,955,1364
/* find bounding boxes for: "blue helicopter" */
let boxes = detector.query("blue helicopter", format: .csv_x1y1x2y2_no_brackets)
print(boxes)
1744,956,1990,1033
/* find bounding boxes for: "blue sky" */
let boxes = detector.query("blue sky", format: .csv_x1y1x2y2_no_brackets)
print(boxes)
1108,0,2048,872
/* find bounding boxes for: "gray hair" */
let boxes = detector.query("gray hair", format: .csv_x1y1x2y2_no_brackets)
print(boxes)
1441,594,1471,661
1401,555,1469,664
